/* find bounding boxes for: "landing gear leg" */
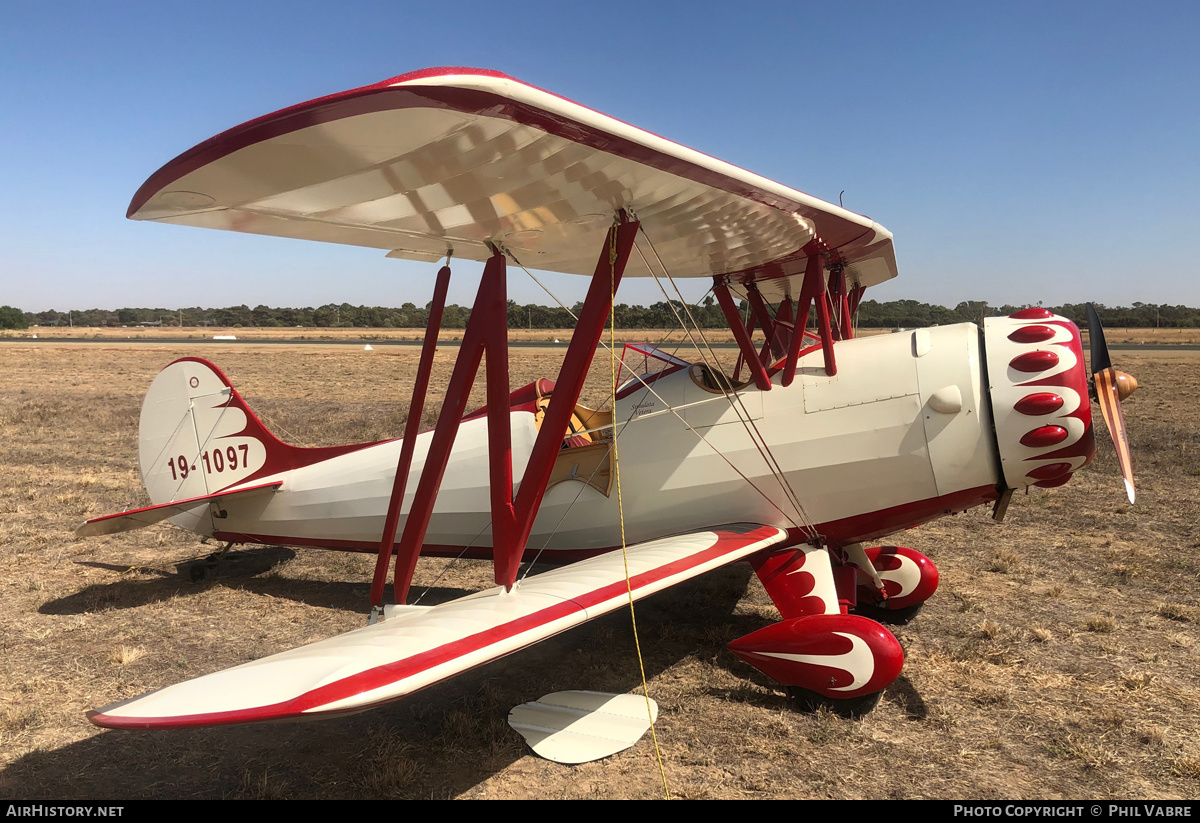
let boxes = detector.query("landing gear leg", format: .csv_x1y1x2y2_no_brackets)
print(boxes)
855,601,925,626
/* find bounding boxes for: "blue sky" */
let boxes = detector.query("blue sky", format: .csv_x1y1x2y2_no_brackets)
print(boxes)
2,1,1197,312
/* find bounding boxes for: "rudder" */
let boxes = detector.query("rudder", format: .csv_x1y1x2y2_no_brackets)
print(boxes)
139,358,277,506
139,357,379,510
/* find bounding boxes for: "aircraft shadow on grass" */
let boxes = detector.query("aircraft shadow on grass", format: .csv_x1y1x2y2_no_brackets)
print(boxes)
39,546,484,615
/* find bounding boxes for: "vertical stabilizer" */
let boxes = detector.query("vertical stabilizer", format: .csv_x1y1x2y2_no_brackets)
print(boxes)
138,358,271,506
138,358,382,516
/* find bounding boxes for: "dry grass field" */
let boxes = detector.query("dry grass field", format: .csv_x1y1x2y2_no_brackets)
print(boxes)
0,339,1197,799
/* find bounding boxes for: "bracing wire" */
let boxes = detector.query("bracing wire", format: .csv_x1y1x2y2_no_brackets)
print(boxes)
508,241,814,541
635,231,819,539
252,404,304,448
412,520,494,606
634,238,811,527
518,441,613,580
606,224,670,800
647,241,816,537
508,250,807,530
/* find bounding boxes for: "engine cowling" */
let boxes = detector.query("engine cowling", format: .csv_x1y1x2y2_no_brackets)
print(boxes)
984,309,1096,491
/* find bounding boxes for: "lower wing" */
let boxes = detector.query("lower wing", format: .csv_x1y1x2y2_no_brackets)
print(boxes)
89,523,789,729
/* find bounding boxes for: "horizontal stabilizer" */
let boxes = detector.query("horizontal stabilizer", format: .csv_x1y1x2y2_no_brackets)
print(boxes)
89,524,788,729
75,481,282,537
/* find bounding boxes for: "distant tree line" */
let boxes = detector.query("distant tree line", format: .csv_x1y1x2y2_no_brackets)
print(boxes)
10,300,729,330
7,299,1199,331
854,300,1199,329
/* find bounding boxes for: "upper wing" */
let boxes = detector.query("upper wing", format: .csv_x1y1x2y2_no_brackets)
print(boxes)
89,523,788,729
127,67,896,291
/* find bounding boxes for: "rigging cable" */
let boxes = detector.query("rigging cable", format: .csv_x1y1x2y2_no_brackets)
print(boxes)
635,230,819,539
411,520,494,606
645,232,817,536
507,249,807,530
636,233,808,524
606,223,670,800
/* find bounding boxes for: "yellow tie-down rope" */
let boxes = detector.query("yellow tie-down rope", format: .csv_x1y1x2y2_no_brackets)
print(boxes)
608,219,671,800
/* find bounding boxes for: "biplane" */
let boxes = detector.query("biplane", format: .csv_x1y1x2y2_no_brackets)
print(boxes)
80,68,1138,729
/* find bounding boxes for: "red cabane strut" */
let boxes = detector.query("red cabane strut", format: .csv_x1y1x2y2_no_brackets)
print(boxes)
377,214,639,604
714,237,842,387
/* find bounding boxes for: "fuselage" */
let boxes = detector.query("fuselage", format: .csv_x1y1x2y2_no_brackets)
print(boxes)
194,324,1005,558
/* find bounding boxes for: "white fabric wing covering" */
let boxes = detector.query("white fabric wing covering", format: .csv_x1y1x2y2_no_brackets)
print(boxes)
89,524,788,729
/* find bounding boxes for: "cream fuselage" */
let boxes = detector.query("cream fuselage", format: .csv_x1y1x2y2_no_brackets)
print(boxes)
174,323,1002,556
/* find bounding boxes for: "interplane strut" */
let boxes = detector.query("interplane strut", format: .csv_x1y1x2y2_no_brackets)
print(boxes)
370,264,451,611
715,237,842,386
383,215,639,603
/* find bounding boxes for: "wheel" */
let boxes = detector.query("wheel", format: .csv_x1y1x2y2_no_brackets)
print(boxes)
786,686,883,718
855,601,924,626
188,563,209,582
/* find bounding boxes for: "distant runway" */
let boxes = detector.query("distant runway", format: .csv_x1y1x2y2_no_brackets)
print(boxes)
2,336,742,349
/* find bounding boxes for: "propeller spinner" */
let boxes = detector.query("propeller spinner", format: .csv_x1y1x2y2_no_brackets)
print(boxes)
1086,303,1138,503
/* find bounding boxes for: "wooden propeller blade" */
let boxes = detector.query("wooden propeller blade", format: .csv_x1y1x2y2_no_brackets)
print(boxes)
1094,366,1136,504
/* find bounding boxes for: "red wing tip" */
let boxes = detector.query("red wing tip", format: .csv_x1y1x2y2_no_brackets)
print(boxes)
88,708,228,730
87,709,139,730
87,695,204,730
88,705,360,730
88,711,233,730
87,691,344,729
88,704,251,730
87,698,178,729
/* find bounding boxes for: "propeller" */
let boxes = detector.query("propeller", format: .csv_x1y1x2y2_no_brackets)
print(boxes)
1086,303,1138,503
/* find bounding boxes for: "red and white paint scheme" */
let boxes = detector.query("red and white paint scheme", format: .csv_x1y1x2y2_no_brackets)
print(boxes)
81,68,1134,730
